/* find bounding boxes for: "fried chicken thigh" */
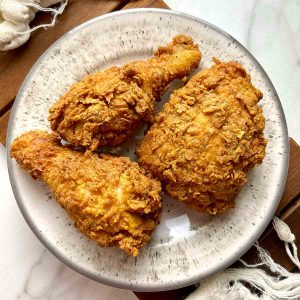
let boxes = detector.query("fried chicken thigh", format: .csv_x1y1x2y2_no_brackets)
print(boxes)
49,35,201,150
136,59,267,214
10,131,161,256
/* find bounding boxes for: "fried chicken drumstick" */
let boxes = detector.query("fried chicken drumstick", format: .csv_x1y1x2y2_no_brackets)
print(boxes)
49,35,201,150
10,131,161,256
136,59,267,214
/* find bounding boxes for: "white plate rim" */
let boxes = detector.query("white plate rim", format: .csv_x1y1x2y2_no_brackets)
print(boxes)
6,8,289,292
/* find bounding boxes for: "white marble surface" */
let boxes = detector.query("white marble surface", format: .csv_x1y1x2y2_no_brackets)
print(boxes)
166,0,300,144
0,145,137,300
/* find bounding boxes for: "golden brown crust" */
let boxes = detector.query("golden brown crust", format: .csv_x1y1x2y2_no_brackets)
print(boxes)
48,35,201,150
10,130,162,256
136,59,267,214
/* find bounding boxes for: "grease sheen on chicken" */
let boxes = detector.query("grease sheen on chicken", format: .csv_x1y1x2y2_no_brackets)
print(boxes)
49,35,201,150
136,59,267,214
10,131,162,256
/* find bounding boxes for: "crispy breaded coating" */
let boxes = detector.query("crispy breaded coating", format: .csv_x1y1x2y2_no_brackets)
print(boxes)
49,35,201,150
136,59,267,214
10,131,161,256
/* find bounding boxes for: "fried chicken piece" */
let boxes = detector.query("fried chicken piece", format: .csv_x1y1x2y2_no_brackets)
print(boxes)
136,59,267,214
10,131,161,256
48,35,201,150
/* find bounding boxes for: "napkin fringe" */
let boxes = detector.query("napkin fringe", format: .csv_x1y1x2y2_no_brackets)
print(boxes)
0,0,67,51
186,217,300,300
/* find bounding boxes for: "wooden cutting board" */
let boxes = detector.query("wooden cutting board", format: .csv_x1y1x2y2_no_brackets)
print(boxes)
1,1,299,299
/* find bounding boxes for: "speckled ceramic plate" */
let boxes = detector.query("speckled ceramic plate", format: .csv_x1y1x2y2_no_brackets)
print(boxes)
7,9,289,292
